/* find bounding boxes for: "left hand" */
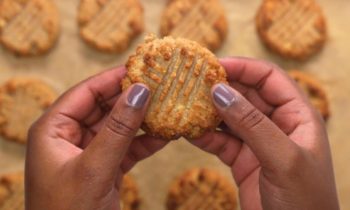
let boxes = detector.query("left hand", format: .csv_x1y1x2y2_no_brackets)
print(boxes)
25,67,167,210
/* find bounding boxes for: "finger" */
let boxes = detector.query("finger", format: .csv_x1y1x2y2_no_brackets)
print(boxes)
220,57,301,106
229,82,274,116
190,132,260,185
212,83,301,171
49,66,126,124
190,131,242,167
81,83,150,183
120,135,168,173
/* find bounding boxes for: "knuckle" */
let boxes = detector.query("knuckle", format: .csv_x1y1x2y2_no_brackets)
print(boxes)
239,107,265,129
106,115,136,138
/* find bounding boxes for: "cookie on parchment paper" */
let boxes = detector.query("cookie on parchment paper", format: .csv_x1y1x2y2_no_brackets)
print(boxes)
0,173,139,210
0,172,24,210
122,35,228,140
78,0,144,53
120,175,140,210
288,70,330,120
167,168,238,210
0,77,57,144
0,0,60,56
160,0,228,52
256,0,327,60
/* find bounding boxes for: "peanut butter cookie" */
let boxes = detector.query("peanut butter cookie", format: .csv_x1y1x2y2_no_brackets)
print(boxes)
167,168,238,210
0,172,24,210
78,0,144,53
289,70,330,120
160,0,228,52
0,0,60,56
0,78,57,144
123,35,228,140
256,0,327,60
121,175,140,210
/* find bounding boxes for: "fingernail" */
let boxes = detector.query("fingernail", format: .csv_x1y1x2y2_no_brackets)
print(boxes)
213,83,236,107
127,84,149,108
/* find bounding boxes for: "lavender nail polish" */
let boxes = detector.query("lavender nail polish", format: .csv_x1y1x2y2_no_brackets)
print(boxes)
213,84,236,107
127,84,149,108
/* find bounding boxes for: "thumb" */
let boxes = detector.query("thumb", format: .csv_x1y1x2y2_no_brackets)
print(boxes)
81,83,150,182
212,83,300,171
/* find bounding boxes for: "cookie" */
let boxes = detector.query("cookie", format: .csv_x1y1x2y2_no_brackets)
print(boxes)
0,172,24,210
123,35,228,140
160,0,228,52
288,70,329,120
0,0,60,56
167,168,238,210
78,0,144,53
0,78,57,144
256,0,327,60
120,175,140,210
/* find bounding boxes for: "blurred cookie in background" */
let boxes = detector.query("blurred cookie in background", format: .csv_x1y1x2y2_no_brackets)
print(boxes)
121,175,141,210
0,0,60,56
0,172,24,210
0,77,57,144
160,0,228,52
288,70,330,120
256,0,327,60
0,173,139,210
166,168,238,210
78,0,144,53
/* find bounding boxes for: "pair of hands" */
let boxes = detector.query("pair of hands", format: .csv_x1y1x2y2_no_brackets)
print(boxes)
25,57,339,210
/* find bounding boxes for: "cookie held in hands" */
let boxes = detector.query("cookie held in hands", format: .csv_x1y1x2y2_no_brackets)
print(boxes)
122,35,228,140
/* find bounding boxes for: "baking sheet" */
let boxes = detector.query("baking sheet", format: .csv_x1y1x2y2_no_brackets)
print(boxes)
0,0,350,209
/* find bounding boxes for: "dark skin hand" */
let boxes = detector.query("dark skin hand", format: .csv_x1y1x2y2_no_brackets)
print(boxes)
190,57,340,210
26,67,167,210
26,58,340,210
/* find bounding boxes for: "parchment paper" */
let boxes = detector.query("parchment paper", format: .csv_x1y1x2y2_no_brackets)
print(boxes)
0,0,349,209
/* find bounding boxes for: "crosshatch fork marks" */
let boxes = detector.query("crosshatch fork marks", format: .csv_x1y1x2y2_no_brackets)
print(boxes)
267,0,320,47
142,49,209,128
2,2,42,47
177,182,219,210
83,0,128,40
170,0,220,44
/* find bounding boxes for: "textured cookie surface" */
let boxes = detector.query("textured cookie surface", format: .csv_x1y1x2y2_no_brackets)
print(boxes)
123,35,227,140
0,78,57,144
78,0,144,53
120,175,140,210
167,168,238,210
0,172,24,210
0,0,60,56
289,70,329,120
256,0,327,60
160,0,228,52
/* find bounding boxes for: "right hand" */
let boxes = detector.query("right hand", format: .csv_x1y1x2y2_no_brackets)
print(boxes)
190,57,339,210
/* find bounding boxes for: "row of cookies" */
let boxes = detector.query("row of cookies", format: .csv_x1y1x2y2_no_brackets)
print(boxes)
0,0,327,60
0,40,330,145
0,168,238,210
0,172,140,210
